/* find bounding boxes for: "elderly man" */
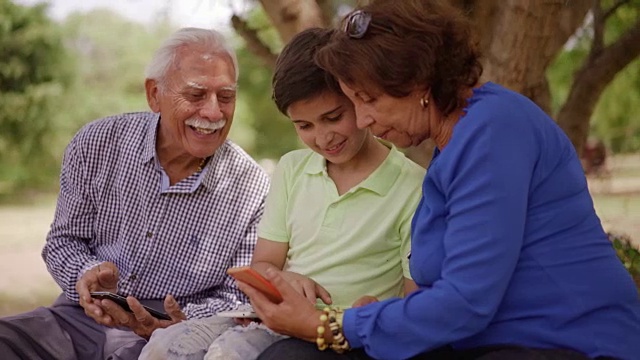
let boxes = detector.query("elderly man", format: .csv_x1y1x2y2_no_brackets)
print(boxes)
0,27,269,360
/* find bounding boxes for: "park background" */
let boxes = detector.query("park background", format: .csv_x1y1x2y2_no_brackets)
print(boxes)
1,0,639,316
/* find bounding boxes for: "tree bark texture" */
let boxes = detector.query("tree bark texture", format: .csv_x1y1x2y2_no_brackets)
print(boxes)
476,0,590,114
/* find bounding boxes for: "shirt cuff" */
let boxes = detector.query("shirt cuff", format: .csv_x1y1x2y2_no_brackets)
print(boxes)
78,260,104,279
343,308,363,349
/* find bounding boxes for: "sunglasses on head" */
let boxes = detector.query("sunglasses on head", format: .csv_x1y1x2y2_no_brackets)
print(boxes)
342,10,395,39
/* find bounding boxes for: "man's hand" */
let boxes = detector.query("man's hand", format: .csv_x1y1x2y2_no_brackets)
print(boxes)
76,261,120,326
99,294,186,339
233,318,258,327
279,271,332,305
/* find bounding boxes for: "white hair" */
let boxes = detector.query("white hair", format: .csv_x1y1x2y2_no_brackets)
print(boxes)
144,27,239,88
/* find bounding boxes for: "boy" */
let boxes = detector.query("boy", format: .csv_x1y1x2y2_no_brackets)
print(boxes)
205,27,425,360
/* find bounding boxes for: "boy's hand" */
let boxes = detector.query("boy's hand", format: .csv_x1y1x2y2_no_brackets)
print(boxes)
352,295,378,308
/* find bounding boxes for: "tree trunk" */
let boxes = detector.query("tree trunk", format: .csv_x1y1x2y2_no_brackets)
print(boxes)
403,0,590,168
477,0,590,113
258,0,326,43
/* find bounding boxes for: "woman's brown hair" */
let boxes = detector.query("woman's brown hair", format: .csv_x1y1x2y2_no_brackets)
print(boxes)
315,0,482,116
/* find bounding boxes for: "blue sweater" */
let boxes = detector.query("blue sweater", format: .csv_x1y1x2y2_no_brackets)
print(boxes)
342,83,640,360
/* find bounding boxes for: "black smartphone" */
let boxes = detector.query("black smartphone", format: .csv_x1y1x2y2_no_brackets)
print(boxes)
90,291,171,321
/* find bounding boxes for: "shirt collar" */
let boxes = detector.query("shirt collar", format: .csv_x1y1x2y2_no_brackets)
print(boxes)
199,143,228,192
141,113,220,193
303,152,326,175
356,144,403,196
303,141,403,196
141,113,161,164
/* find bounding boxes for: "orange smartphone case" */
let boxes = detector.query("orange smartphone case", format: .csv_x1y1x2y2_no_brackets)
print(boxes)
227,266,283,303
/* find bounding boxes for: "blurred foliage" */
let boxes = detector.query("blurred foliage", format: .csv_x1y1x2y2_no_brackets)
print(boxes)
57,9,174,137
2,0,640,201
609,232,640,290
233,7,299,159
0,0,73,198
548,1,640,153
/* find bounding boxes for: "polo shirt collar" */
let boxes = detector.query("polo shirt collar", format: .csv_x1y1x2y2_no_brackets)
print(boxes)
303,152,326,175
303,142,404,196
356,145,403,196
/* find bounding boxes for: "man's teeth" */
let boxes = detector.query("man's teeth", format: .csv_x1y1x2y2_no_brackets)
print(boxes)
192,126,215,134
186,120,226,135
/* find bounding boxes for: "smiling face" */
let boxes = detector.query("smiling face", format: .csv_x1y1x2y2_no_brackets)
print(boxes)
146,45,237,160
338,81,430,148
287,91,370,165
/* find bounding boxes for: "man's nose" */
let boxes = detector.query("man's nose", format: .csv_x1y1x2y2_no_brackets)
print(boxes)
200,96,224,120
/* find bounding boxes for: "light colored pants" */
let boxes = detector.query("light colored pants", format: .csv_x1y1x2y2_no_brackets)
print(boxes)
205,322,287,360
139,317,234,360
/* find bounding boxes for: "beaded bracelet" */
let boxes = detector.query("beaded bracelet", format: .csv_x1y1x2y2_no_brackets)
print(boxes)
316,307,351,353
316,311,329,350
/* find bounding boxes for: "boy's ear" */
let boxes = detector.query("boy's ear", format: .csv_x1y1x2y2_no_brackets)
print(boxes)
145,78,161,113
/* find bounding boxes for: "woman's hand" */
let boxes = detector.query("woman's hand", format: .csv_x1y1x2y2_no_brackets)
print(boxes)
279,271,332,305
238,268,321,341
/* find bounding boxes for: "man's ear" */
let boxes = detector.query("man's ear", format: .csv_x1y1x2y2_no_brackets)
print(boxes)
145,78,161,113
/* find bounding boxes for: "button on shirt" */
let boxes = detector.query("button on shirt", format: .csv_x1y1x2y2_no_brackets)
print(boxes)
42,112,270,319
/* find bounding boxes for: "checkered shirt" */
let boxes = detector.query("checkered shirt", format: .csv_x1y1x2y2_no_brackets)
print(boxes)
42,112,270,319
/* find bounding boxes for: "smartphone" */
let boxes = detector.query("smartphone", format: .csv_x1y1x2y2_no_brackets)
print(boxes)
90,291,171,321
216,309,259,319
226,266,283,303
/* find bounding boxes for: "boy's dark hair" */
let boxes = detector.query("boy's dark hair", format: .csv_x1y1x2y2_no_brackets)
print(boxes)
272,28,342,115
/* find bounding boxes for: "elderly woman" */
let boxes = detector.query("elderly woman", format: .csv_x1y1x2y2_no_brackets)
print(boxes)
239,1,640,360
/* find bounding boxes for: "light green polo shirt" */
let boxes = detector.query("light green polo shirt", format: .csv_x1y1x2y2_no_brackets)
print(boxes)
257,144,425,308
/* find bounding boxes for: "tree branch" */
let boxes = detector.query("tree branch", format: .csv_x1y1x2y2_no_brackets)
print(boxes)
557,18,640,153
258,0,323,44
603,0,631,20
592,0,605,54
316,0,334,27
231,14,277,70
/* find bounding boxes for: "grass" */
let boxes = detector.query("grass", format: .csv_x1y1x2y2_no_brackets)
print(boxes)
0,159,638,317
592,195,640,245
0,292,58,317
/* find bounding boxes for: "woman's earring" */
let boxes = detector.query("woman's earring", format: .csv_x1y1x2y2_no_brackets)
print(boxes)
420,97,429,108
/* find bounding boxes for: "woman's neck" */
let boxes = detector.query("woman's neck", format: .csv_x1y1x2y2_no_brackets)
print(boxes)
432,109,462,149
431,86,475,149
